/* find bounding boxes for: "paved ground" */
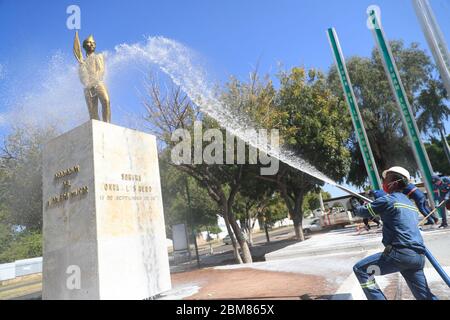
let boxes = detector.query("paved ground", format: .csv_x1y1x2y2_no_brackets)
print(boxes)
266,224,450,260
162,225,450,300
3,224,450,300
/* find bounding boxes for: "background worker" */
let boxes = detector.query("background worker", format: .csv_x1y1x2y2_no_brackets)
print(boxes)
352,167,437,300
366,190,383,229
432,175,450,228
350,195,381,231
403,183,439,226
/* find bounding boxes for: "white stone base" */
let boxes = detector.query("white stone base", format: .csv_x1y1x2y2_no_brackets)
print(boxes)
42,120,171,299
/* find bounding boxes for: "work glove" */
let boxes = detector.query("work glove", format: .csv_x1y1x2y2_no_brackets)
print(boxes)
371,189,386,200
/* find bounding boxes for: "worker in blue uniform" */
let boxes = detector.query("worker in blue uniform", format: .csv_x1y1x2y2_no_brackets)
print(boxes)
352,167,437,300
403,183,439,226
432,175,449,228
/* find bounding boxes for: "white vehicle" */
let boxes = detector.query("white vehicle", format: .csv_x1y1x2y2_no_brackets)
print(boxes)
223,235,232,245
303,208,353,235
303,218,323,235
223,233,248,245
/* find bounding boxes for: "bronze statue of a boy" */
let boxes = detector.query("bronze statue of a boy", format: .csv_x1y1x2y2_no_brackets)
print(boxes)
74,33,111,123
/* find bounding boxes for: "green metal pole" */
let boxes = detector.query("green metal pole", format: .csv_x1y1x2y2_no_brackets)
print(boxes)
327,28,382,190
367,9,439,212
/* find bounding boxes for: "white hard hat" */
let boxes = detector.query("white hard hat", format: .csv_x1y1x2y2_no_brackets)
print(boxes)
382,166,411,181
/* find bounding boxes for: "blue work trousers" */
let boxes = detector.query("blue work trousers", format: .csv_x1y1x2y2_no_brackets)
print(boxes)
353,248,438,300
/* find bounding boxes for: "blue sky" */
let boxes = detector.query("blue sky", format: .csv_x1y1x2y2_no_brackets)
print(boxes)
1,0,450,80
0,0,449,197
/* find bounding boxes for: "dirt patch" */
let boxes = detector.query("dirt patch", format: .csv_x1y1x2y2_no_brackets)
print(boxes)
171,268,332,300
0,273,42,287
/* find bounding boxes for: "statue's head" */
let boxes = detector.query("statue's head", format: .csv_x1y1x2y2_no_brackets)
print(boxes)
82,35,96,54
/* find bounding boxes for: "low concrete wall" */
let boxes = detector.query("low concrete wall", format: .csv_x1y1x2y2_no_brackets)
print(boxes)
0,257,42,281
0,263,16,281
15,257,42,277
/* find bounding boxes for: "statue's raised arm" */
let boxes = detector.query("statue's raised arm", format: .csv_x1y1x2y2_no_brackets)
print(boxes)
73,31,84,64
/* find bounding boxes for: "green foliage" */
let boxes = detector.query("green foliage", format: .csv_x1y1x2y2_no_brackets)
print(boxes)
234,181,287,231
416,79,450,136
302,191,331,213
159,155,219,237
203,225,222,235
277,67,352,182
222,73,280,131
0,223,12,253
223,67,353,241
425,135,450,175
0,126,58,231
262,193,289,225
0,231,42,264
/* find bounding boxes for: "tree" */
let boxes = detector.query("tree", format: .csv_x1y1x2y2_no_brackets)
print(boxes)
258,192,289,243
416,78,450,165
302,191,331,214
222,68,352,242
233,174,278,246
142,77,257,263
257,68,352,241
0,231,42,263
424,135,450,175
0,125,58,231
328,41,435,186
159,155,219,237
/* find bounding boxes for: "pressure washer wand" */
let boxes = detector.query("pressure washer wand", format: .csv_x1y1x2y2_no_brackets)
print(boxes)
333,184,373,203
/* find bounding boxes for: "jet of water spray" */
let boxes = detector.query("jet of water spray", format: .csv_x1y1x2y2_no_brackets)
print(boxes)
113,36,342,188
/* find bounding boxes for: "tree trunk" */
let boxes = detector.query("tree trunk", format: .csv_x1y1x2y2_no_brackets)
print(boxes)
248,227,253,247
228,207,253,263
246,210,254,247
292,215,301,240
264,218,270,243
279,183,305,242
292,193,305,242
225,174,252,264
223,203,243,264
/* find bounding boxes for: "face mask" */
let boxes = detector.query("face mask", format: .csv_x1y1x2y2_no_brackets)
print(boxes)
382,179,403,194
382,182,390,193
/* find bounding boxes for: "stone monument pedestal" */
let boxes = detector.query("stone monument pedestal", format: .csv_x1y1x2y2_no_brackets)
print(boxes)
42,120,171,299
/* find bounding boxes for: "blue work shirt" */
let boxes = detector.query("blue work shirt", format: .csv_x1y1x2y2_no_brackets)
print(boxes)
403,183,426,203
356,192,425,253
370,189,386,199
434,176,450,201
